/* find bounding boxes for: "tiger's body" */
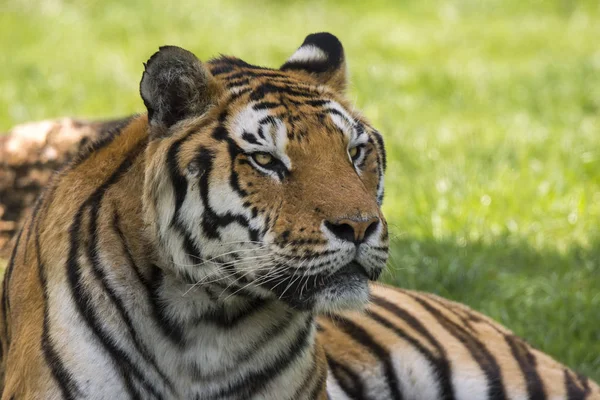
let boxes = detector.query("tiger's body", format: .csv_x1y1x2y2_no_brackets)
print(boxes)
1,33,597,400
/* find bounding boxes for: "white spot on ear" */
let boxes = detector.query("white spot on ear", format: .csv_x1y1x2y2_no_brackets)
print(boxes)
287,45,328,64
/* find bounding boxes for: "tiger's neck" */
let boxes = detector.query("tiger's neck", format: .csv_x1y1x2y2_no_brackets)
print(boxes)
69,117,328,398
142,267,328,399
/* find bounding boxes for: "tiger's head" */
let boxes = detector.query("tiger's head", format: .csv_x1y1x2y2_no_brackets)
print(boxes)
141,33,388,312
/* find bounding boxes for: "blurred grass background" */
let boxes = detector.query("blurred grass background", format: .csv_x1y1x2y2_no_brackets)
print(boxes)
1,0,599,380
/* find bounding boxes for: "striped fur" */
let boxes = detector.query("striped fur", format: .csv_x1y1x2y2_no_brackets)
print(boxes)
1,33,598,400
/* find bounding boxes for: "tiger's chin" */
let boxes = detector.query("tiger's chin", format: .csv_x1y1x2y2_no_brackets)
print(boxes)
260,261,373,312
312,273,371,313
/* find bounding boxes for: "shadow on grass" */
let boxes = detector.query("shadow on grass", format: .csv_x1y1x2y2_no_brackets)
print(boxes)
384,234,600,381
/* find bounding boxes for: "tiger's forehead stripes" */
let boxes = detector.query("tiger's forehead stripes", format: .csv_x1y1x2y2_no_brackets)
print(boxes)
227,104,292,169
221,76,368,146
224,96,367,162
208,56,368,140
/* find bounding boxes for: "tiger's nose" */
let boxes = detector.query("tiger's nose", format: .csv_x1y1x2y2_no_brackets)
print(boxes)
324,217,380,244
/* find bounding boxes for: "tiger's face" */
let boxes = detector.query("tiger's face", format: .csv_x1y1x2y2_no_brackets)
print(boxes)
141,33,388,312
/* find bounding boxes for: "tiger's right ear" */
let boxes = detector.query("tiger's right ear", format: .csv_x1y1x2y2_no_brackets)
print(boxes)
140,46,221,135
280,32,347,93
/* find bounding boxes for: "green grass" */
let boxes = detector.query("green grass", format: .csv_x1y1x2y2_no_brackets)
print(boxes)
2,0,599,381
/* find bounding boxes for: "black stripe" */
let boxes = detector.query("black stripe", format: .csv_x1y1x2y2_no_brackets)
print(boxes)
68,214,141,399
208,56,270,71
167,138,189,224
576,373,592,395
112,209,149,286
326,108,353,129
166,136,204,262
226,78,251,89
190,308,295,381
252,101,281,111
205,279,257,303
257,115,278,126
147,266,186,345
291,348,321,399
209,314,314,399
112,207,180,353
372,129,387,171
564,369,591,400
212,125,229,141
2,227,23,347
256,124,267,141
504,334,546,400
368,297,456,400
208,63,236,76
35,225,81,399
213,69,290,82
307,357,328,400
23,195,45,261
194,296,268,328
332,315,404,400
196,147,220,239
419,293,480,333
409,293,507,400
249,82,319,102
87,194,171,396
70,115,136,168
66,147,152,399
180,232,202,262
305,99,331,107
241,131,260,145
354,122,367,138
326,353,368,400
194,146,256,241
276,249,338,262
357,147,373,170
226,87,252,103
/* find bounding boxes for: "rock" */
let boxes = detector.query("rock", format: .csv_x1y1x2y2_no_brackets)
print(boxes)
0,117,131,257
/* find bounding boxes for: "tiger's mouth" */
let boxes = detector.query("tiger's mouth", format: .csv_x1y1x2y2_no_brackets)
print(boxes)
259,261,375,310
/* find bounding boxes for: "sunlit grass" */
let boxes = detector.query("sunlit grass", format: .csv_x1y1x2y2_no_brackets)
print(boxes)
1,0,599,380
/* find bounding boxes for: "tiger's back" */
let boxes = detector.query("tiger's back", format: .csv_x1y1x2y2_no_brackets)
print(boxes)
321,285,600,399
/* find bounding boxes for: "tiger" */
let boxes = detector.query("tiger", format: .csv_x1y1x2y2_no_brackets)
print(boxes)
0,32,597,400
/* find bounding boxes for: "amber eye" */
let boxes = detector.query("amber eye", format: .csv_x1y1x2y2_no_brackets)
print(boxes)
252,152,273,166
349,145,364,162
248,152,287,179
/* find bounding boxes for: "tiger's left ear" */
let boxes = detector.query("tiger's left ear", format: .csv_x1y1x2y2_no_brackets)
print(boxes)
280,32,347,93
140,46,222,136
